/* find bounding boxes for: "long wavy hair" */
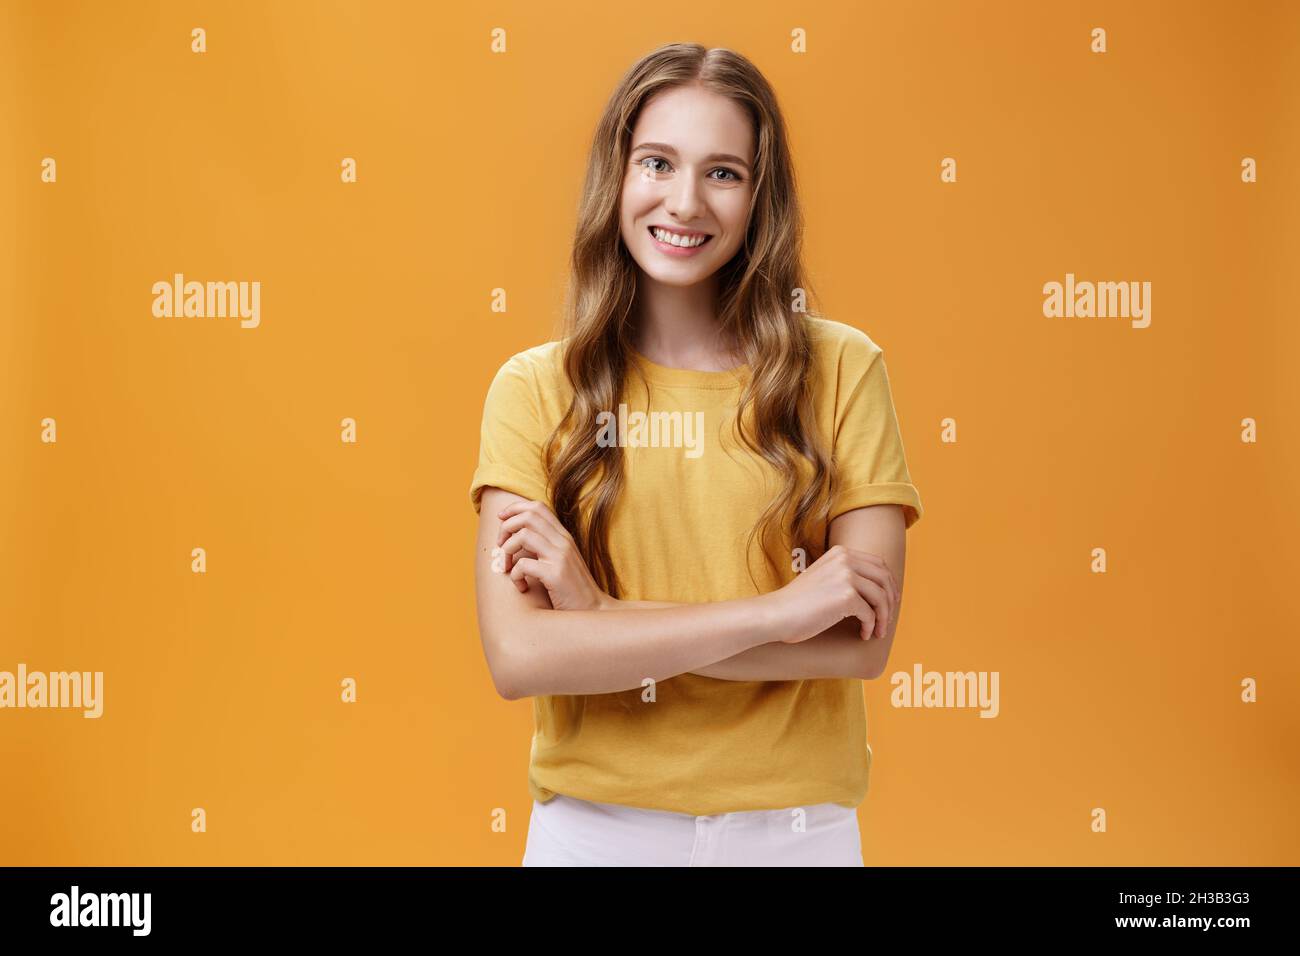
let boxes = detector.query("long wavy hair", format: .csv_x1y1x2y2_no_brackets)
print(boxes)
542,42,840,599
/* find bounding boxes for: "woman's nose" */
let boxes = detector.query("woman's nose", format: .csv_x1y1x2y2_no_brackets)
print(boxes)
665,172,705,220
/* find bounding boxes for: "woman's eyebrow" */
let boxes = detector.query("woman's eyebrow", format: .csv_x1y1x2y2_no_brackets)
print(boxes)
631,141,751,172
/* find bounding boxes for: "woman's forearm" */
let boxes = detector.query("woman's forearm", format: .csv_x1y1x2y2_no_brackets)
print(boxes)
604,597,888,681
691,618,894,681
602,597,682,610
495,594,781,698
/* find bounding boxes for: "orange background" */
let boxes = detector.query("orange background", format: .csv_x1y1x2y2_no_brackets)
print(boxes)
2,0,1297,865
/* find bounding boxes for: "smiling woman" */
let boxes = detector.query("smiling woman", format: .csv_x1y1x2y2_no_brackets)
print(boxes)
618,93,755,306
470,42,923,867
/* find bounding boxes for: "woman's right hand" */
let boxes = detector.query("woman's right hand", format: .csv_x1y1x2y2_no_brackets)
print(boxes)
766,544,897,644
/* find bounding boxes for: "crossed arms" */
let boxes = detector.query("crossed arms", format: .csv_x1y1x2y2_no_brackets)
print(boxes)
472,485,908,699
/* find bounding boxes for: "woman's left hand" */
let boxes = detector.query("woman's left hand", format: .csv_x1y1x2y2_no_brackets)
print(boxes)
493,498,612,611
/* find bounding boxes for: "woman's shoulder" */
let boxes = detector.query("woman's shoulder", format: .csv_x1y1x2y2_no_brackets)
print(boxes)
499,338,564,371
802,315,885,373
488,338,567,392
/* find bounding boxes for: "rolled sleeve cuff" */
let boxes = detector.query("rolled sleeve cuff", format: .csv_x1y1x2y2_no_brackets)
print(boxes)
830,481,923,529
469,464,550,514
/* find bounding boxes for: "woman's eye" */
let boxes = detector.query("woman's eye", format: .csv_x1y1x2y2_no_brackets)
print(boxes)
637,158,741,182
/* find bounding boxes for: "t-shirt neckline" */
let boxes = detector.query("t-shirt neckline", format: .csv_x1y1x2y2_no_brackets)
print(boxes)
629,348,749,389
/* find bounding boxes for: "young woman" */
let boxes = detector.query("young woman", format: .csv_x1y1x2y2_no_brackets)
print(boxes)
470,42,923,866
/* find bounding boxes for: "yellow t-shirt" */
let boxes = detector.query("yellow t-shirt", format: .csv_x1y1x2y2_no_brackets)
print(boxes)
469,316,923,815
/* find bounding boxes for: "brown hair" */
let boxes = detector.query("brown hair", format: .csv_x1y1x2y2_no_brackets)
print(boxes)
543,42,838,599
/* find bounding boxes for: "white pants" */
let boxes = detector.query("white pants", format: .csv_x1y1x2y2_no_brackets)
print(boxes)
521,793,864,866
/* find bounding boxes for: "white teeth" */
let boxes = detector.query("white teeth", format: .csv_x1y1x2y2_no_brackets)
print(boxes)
652,227,709,248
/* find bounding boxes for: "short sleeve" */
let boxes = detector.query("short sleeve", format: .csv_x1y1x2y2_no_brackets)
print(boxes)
829,344,924,529
469,355,552,513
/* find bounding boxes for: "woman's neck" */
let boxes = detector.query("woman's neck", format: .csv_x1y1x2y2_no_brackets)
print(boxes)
632,275,742,371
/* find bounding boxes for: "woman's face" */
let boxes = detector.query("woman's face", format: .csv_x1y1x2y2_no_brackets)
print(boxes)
619,84,755,287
